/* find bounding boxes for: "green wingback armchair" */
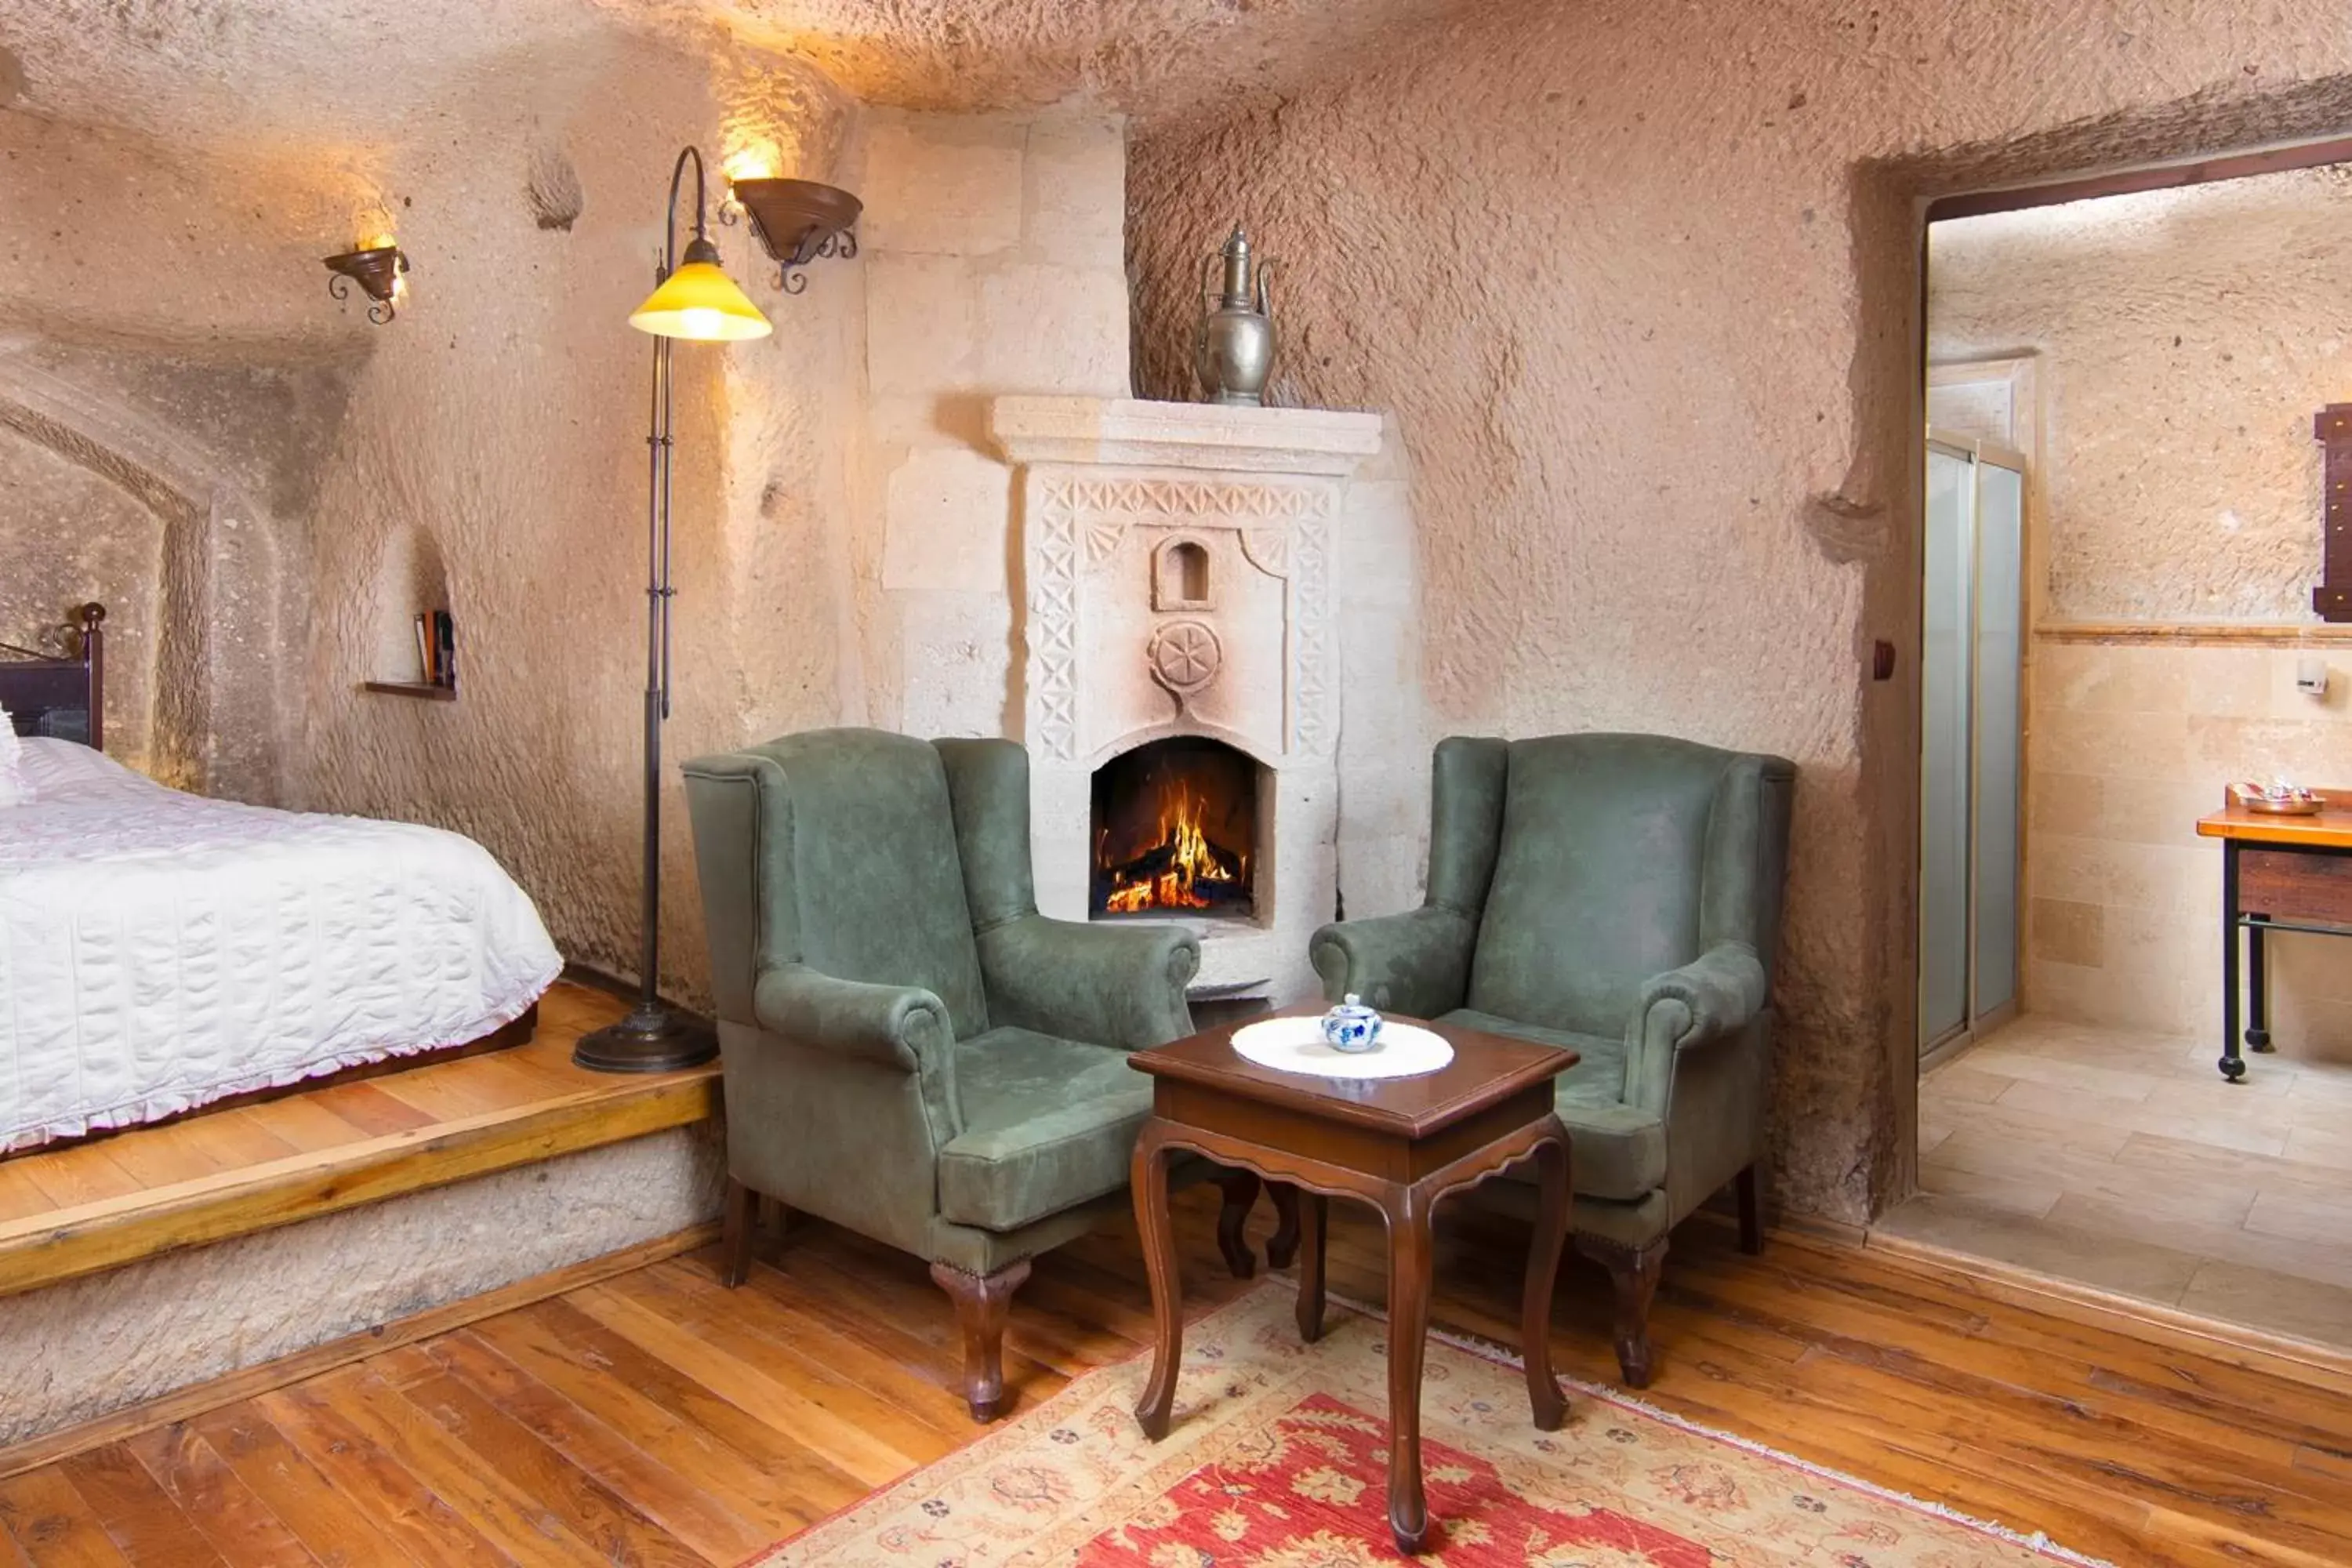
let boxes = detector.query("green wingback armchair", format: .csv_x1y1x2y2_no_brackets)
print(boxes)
683,728,1203,1421
1310,733,1794,1387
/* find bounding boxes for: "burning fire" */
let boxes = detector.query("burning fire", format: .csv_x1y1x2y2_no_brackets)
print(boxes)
1100,782,1243,914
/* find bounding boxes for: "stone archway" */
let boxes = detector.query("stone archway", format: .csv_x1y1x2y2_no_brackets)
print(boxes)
0,360,284,802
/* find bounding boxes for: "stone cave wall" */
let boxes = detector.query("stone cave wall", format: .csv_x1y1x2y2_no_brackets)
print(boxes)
1929,170,2352,1056
0,424,163,764
0,109,360,802
1933,165,2352,625
288,31,865,999
1126,0,2352,1223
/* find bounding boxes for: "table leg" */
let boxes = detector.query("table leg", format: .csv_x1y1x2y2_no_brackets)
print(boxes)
1294,1191,1328,1344
1266,1181,1302,1269
2220,841,2245,1082
1131,1121,1183,1440
1381,1183,1436,1555
2247,914,2274,1053
1214,1168,1261,1279
1520,1124,1570,1431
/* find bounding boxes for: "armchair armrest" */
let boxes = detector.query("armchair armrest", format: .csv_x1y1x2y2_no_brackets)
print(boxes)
752,963,956,1075
976,914,1200,1049
1308,906,1478,1018
1624,942,1767,1111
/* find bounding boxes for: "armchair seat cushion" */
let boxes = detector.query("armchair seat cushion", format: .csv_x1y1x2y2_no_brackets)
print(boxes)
938,1026,1153,1232
1439,1009,1666,1202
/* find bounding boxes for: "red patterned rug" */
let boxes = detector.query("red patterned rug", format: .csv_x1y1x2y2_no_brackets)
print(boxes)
757,1284,2106,1566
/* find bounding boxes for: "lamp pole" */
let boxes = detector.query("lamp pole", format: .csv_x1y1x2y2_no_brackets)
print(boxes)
574,146,765,1073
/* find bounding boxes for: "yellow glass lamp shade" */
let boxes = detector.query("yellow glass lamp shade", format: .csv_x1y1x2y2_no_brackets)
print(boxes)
628,241,771,341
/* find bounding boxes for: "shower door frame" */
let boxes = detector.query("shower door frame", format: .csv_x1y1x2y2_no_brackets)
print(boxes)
1919,430,2029,1067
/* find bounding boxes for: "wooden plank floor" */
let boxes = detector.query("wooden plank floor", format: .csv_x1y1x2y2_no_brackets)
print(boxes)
1890,1011,2352,1350
5,1185,2348,1565
0,982,717,1298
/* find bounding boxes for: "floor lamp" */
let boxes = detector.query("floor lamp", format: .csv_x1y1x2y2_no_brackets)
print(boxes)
573,146,771,1073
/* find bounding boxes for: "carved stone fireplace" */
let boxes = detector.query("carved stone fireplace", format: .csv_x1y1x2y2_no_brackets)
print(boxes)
990,397,1386,1001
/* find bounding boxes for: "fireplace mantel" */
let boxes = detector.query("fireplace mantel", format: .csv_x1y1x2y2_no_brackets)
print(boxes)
989,397,1383,475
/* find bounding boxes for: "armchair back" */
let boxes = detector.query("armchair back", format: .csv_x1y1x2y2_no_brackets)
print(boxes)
690,728,992,1040
1464,734,1792,1037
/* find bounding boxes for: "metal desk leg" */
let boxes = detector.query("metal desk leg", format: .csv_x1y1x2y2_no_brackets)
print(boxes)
2220,841,2245,1082
2246,913,2274,1053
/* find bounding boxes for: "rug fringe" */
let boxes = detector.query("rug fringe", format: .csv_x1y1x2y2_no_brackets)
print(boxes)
1298,1279,2117,1568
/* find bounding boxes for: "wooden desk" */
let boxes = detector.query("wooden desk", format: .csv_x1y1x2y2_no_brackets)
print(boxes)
2196,788,2352,1080
1127,1010,1575,1554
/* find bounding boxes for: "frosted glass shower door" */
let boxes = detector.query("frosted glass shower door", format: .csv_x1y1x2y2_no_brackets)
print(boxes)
1919,433,2027,1056
1919,443,1974,1050
1971,459,2025,1022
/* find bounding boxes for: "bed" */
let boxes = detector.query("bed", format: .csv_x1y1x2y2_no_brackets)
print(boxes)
2,604,563,1152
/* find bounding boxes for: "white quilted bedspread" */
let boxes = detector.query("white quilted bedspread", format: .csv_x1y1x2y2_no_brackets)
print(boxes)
0,739,562,1151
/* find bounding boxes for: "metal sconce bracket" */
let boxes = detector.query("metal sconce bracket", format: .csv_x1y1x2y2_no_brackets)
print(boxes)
727,178,862,294
323,245,410,325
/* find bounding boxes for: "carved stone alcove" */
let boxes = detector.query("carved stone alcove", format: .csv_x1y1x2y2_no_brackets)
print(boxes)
991,396,1383,998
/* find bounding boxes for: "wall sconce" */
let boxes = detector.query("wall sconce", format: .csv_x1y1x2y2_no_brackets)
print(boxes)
323,242,410,325
728,178,862,294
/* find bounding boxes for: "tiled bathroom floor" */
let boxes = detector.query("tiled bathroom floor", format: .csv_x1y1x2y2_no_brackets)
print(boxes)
1877,1013,2352,1352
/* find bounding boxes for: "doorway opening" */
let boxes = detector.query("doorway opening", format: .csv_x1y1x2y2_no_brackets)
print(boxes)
1888,147,2352,1356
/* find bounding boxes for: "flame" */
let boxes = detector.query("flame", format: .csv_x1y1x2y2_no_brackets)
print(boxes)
1102,781,1239,913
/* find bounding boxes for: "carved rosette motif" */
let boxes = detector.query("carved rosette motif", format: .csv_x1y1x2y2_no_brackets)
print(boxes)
1023,469,1341,764
1148,618,1223,701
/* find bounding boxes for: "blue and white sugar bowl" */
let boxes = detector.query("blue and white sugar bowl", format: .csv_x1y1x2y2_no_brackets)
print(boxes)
1320,993,1385,1054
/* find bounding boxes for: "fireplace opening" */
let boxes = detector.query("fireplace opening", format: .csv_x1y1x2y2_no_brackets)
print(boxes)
1090,736,1258,920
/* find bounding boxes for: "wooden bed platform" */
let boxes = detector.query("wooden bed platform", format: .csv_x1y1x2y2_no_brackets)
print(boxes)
0,982,717,1299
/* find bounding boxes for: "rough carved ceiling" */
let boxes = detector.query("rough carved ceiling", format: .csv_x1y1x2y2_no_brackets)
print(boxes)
0,0,1467,151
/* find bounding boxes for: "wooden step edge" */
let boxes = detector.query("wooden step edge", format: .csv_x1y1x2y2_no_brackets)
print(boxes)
0,1222,722,1481
0,1076,720,1300
1853,1224,2352,1393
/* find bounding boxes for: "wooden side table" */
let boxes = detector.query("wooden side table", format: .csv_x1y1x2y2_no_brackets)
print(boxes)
1127,1010,1577,1555
2197,788,2352,1081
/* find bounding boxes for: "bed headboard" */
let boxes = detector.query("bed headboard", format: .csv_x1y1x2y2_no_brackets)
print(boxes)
0,603,105,750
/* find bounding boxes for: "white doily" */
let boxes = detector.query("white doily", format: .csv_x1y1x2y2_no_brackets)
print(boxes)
1230,1015,1455,1080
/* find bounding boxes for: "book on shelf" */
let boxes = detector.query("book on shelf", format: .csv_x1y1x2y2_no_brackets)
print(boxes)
412,608,457,688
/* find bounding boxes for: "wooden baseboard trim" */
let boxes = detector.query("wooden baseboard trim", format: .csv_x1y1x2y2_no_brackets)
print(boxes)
0,1221,721,1480
1852,1225,2352,1392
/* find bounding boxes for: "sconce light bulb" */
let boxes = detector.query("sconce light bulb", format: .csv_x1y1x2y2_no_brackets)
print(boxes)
723,148,779,185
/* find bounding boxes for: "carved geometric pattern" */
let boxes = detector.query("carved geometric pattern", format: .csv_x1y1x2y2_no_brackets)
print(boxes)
1148,618,1222,699
1029,496,1083,760
1026,468,1341,765
1085,519,1126,565
1038,477,1334,526
1292,508,1338,757
1240,527,1290,579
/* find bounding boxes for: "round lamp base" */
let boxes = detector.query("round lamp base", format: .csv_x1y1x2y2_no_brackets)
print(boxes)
573,1004,717,1074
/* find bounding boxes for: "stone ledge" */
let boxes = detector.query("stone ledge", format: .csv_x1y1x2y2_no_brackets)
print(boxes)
989,396,1384,475
2038,622,2352,647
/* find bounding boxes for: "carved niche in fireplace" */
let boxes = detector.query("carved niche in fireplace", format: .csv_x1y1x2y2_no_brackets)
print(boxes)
1089,736,1261,920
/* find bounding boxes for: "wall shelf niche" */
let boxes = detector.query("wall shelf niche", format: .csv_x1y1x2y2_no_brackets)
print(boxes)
368,523,457,699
